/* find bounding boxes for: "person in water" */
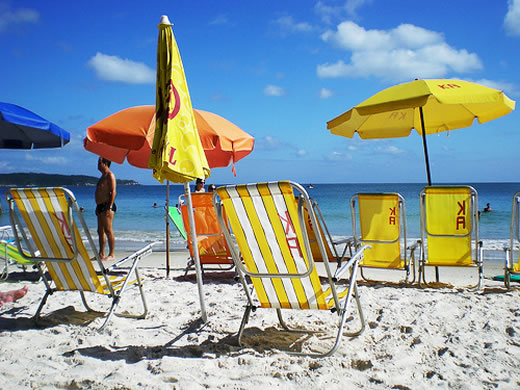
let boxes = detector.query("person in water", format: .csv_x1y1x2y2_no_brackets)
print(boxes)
95,157,117,261
483,203,492,213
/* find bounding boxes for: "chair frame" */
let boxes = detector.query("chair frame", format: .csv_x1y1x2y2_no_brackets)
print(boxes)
418,185,483,290
350,192,417,284
213,181,369,357
178,192,234,276
504,190,520,289
7,187,151,330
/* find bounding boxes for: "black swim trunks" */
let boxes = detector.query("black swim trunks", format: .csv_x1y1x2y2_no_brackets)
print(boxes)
96,202,117,214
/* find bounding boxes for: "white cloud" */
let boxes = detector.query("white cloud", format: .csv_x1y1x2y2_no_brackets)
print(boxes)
320,88,334,99
25,154,67,165
273,16,313,33
505,0,520,36
296,149,307,157
263,84,285,97
376,145,405,155
87,52,155,84
315,0,372,23
327,151,352,161
0,4,39,31
318,22,482,82
209,14,229,25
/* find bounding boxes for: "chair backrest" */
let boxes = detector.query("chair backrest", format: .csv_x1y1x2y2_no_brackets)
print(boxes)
509,191,520,272
351,193,405,268
302,199,336,261
420,186,478,265
214,181,339,311
7,187,108,293
179,192,232,264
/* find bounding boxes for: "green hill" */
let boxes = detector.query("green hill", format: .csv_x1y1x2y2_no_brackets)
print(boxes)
0,173,139,186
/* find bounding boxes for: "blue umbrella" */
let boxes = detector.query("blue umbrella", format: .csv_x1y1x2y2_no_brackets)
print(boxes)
0,102,70,149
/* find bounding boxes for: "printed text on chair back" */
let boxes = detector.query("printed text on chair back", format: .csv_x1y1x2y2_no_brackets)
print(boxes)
424,187,474,265
9,187,103,292
358,194,402,268
216,182,331,310
302,202,334,262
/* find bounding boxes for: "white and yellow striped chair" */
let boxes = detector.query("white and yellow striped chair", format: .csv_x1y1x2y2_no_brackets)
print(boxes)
6,187,152,330
213,181,369,357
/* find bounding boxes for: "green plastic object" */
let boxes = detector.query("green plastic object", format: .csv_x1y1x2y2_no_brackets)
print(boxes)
168,206,187,239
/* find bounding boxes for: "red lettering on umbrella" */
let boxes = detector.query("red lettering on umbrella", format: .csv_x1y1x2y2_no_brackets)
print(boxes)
438,83,461,89
167,80,181,121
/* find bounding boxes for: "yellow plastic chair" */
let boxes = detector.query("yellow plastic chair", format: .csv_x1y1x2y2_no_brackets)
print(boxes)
351,193,417,283
504,191,520,289
179,192,234,275
302,199,353,266
419,186,483,289
213,181,369,357
6,187,152,329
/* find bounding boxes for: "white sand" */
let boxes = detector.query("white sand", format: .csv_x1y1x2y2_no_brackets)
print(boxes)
1,251,519,390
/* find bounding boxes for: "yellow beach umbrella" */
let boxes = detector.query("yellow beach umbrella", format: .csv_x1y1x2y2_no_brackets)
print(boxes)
327,79,515,185
149,15,210,322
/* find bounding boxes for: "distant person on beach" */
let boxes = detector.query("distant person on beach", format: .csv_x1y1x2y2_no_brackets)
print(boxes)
483,203,492,213
0,286,28,307
208,184,216,192
194,178,205,193
95,157,117,261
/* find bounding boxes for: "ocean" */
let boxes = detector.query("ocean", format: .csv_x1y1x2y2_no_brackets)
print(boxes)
1,182,519,261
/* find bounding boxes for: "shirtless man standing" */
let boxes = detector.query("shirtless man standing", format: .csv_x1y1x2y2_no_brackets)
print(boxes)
95,157,117,261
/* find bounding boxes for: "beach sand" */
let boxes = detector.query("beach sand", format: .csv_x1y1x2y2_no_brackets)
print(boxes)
1,249,519,389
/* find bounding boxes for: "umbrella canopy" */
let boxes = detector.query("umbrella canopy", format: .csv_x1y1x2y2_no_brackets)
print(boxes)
148,17,209,184
84,105,254,171
0,102,70,149
327,79,516,184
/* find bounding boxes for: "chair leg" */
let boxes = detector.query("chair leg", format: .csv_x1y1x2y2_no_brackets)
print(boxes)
33,290,51,321
237,305,253,347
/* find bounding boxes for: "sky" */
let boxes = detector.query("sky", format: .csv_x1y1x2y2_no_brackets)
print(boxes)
1,0,520,185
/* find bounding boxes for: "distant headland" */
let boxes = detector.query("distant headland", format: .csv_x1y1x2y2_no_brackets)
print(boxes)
0,173,139,186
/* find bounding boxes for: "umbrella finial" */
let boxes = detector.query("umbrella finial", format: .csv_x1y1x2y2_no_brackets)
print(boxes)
159,15,172,25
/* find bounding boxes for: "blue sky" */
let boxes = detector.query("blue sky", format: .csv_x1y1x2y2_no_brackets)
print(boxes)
1,0,519,185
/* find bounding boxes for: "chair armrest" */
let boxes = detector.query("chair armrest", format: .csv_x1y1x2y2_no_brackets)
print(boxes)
107,243,155,271
334,244,370,281
331,236,354,246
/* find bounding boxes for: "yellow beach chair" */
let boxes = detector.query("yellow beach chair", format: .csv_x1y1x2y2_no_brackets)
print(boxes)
351,193,417,283
179,192,234,275
503,191,520,289
302,199,353,266
6,187,152,330
213,181,369,357
419,186,483,289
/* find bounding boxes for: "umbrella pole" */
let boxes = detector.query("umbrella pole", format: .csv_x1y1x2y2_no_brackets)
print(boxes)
166,181,170,277
419,106,432,186
184,182,208,323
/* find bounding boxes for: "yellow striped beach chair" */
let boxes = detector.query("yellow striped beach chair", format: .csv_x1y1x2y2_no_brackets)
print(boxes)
419,186,483,289
351,193,417,283
504,191,520,289
6,187,152,330
213,181,369,357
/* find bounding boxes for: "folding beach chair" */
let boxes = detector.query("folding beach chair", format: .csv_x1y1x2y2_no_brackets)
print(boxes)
213,181,369,357
6,187,152,330
418,186,483,289
0,225,35,280
503,191,520,289
302,199,353,266
351,193,417,283
179,192,234,275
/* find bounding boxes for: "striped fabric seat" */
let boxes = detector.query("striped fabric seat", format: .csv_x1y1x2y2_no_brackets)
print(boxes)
351,193,417,283
7,187,152,330
419,186,483,289
504,191,520,289
213,181,369,357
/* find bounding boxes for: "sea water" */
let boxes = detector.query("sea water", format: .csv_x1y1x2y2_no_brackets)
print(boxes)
1,182,518,261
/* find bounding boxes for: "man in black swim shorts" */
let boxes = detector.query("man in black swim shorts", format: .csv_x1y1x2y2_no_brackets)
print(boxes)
95,157,117,261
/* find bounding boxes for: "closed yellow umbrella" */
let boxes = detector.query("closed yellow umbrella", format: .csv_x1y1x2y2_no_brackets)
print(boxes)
327,79,515,185
149,15,210,322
